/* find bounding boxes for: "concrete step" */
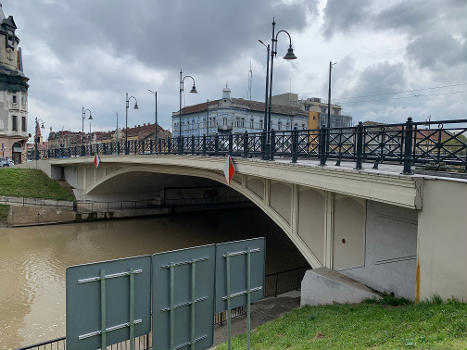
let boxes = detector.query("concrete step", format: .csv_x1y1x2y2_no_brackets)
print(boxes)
300,267,381,306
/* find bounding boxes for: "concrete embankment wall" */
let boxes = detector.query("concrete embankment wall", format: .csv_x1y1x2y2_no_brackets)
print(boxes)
8,206,75,226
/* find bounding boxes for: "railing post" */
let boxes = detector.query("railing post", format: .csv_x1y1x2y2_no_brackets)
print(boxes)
402,117,414,175
178,136,183,154
202,135,207,155
215,134,219,155
355,122,363,170
243,131,248,158
168,137,172,153
158,138,162,154
149,139,153,154
191,135,195,155
319,124,327,166
228,132,233,154
261,132,267,160
291,127,298,163
270,130,276,161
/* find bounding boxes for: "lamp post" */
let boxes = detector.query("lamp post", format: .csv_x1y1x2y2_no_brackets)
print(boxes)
125,92,139,154
34,117,45,166
326,61,336,158
88,114,94,143
206,99,209,136
148,89,158,149
81,107,92,145
258,40,270,135
264,18,297,160
179,69,198,152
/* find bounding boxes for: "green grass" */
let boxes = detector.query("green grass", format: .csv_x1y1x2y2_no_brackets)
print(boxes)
0,204,9,224
0,168,75,201
218,298,467,350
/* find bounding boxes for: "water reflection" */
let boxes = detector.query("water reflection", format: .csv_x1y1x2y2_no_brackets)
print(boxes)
0,208,307,349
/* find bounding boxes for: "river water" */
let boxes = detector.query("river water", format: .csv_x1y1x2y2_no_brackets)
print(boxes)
0,208,307,349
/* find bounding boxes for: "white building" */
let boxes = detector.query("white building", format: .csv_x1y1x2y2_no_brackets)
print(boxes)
0,3,29,163
172,86,308,137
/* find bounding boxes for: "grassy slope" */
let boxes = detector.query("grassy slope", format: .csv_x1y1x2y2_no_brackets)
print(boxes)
0,168,74,201
218,298,467,350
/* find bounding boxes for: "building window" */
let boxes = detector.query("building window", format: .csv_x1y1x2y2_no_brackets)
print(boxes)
302,123,305,130
321,107,326,113
223,117,227,126
12,95,17,104
250,119,254,129
278,121,282,130
12,115,17,131
240,118,245,127
305,105,310,111
259,120,263,130
7,30,14,49
21,117,26,132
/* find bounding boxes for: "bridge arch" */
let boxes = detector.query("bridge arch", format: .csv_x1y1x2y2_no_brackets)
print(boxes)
84,165,322,268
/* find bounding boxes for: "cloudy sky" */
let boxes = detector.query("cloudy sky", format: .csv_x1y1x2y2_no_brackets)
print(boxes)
3,0,467,137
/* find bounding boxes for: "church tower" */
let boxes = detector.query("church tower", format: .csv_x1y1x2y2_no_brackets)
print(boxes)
0,3,29,163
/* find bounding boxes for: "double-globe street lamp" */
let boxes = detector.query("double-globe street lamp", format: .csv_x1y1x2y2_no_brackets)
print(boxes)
178,69,198,152
261,18,297,160
125,93,139,154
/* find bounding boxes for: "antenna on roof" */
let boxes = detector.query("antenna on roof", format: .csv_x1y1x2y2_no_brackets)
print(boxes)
248,61,253,101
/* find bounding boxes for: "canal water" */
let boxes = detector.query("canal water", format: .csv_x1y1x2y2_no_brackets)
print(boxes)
0,208,307,349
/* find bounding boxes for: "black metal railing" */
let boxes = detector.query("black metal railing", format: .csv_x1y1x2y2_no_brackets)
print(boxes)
16,266,310,350
15,334,150,350
264,265,309,297
36,119,467,174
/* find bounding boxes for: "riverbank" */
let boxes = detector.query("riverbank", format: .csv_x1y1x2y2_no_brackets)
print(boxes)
217,296,467,350
0,168,74,200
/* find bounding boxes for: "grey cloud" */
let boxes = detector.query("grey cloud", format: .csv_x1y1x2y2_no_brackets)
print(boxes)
406,32,466,69
9,0,313,73
336,62,407,105
322,0,372,38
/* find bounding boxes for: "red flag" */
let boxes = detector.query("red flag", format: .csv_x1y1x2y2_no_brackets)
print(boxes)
94,154,100,168
223,155,235,185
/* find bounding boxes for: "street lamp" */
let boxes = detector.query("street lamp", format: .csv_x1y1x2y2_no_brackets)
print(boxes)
81,107,92,145
258,40,270,136
125,92,139,154
179,69,198,152
148,89,158,150
88,114,94,143
264,18,297,160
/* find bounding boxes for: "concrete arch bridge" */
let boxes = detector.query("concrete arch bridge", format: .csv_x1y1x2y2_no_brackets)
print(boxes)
29,154,466,303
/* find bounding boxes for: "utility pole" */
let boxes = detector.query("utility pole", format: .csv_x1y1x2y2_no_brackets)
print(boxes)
327,61,337,129
206,99,209,136
116,112,119,144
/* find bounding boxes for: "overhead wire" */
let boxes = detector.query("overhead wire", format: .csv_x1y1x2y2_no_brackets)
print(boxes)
333,81,467,103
